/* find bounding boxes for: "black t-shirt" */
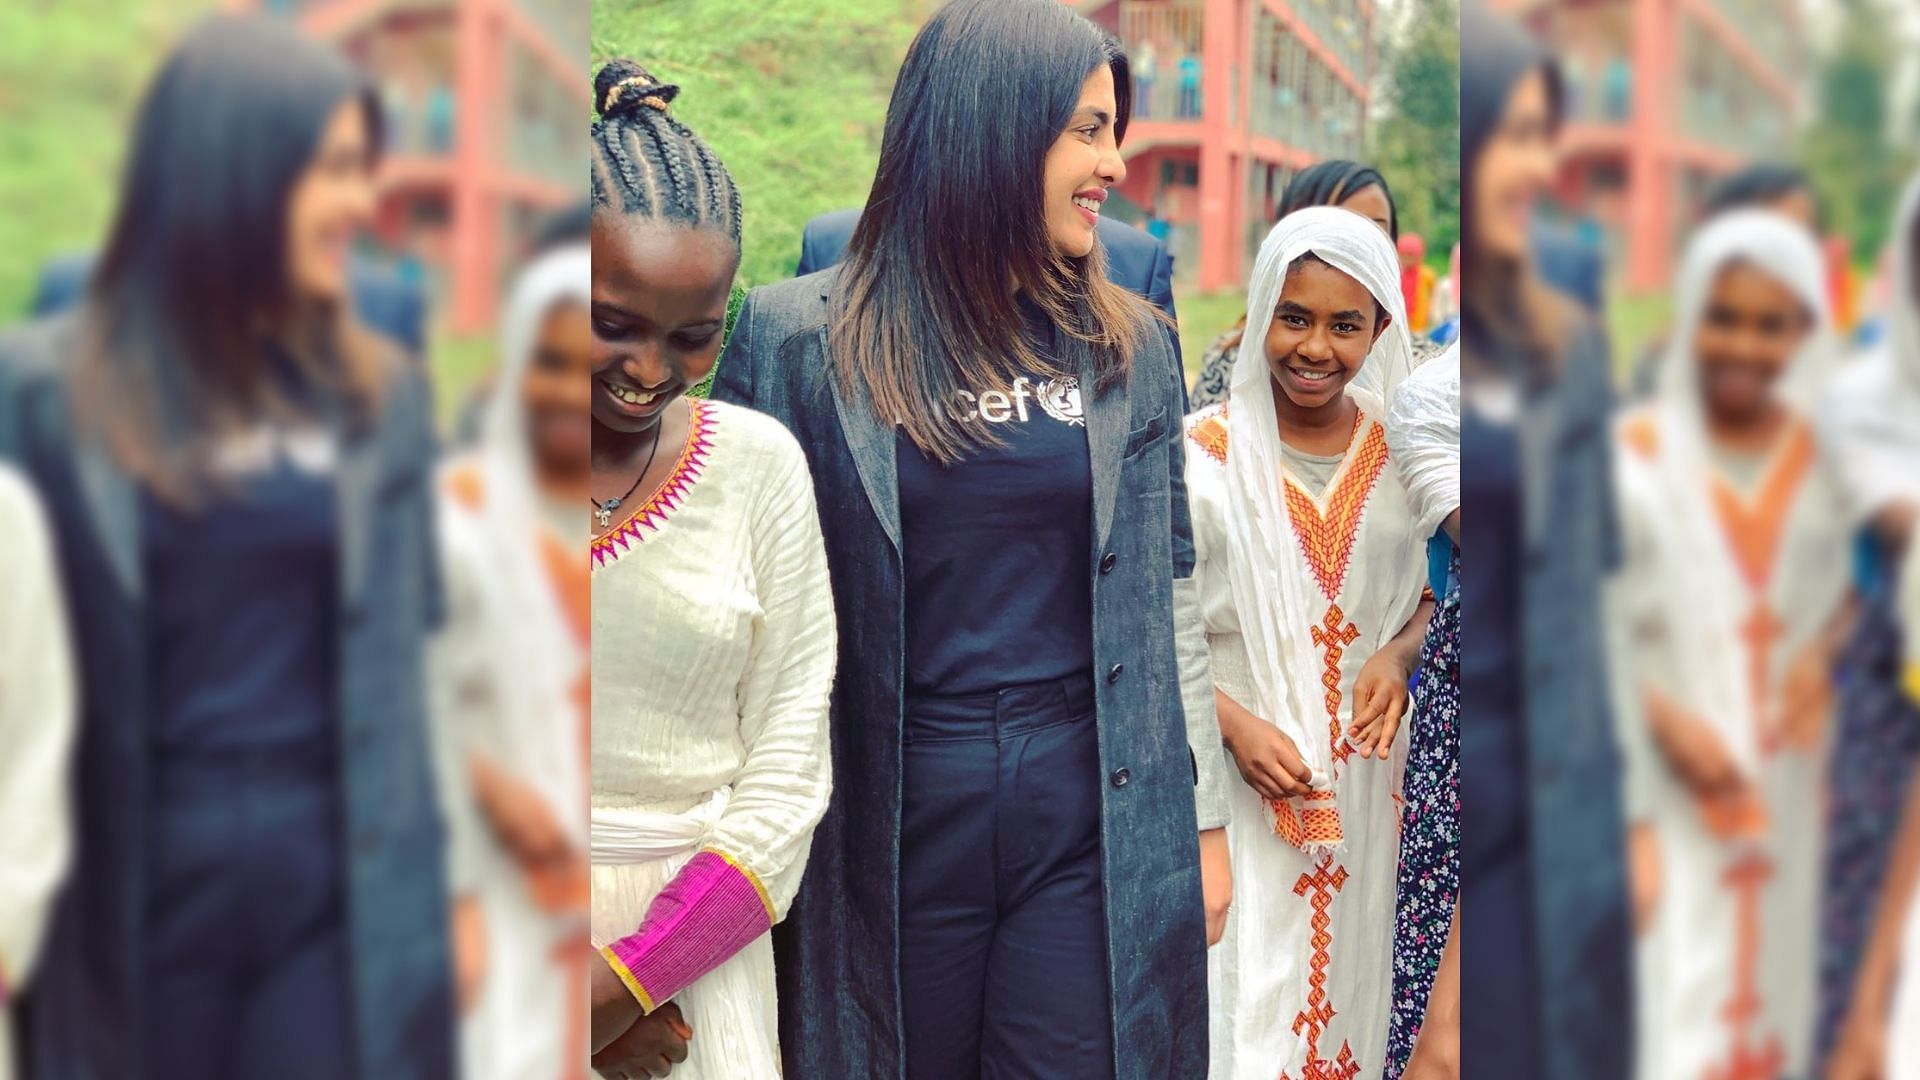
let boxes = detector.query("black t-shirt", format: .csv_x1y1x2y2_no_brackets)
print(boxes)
898,302,1094,697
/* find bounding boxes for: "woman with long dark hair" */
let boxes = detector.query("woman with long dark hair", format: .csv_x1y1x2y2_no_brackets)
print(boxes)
713,1,1233,1075
0,15,453,1080
1455,4,1632,1079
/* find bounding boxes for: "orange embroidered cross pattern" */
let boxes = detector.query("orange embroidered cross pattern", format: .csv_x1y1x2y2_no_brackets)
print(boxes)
1710,422,1813,757
1282,855,1359,1080
1705,851,1784,1080
1286,414,1389,772
1311,604,1362,767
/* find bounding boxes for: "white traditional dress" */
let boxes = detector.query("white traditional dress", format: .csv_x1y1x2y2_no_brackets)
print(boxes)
0,466,75,1080
1194,209,1428,1080
1610,211,1851,1080
429,247,591,1080
590,395,835,1077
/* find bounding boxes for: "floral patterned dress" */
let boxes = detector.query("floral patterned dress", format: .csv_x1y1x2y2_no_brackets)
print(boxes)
1385,541,1461,1080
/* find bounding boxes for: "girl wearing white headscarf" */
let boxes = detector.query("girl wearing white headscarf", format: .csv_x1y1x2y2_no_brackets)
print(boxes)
430,244,593,1079
1824,171,1920,1080
1187,206,1432,1080
1608,210,1852,1080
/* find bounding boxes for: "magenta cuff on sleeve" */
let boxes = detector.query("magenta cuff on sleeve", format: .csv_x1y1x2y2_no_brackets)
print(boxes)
602,848,775,1012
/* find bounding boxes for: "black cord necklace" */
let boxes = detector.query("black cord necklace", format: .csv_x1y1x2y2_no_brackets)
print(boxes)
592,424,665,530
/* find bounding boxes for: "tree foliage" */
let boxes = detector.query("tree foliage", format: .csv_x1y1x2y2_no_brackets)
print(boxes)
1799,0,1914,261
1369,0,1460,257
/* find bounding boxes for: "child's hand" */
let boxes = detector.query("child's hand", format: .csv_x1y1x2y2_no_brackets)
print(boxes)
592,1002,693,1079
1348,646,1414,759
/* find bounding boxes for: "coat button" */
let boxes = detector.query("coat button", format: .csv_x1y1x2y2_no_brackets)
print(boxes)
1106,663,1124,684
1110,768,1131,789
1100,552,1118,574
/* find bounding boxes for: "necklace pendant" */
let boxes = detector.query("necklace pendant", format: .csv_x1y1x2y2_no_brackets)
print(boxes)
596,499,618,529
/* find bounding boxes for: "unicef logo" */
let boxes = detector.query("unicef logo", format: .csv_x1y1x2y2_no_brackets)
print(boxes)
1036,376,1084,427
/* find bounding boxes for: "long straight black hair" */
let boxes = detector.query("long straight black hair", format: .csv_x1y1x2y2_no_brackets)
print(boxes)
830,0,1155,464
77,14,387,504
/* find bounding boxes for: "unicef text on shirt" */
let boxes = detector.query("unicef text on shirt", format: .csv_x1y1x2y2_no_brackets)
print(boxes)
944,376,1084,427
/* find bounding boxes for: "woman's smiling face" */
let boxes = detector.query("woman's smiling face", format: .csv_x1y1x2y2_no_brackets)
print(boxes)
1042,64,1126,260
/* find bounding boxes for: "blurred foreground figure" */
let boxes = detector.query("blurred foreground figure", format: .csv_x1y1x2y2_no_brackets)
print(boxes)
1822,171,1920,1080
430,245,590,1080
0,16,453,1079
0,468,75,1080
1608,212,1848,1080
1457,6,1632,1078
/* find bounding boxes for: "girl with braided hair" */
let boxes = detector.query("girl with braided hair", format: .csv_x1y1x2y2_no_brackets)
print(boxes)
583,60,835,1080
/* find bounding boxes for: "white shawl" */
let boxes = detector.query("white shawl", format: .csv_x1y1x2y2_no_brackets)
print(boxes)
1632,209,1831,785
1386,340,1460,539
1222,206,1418,853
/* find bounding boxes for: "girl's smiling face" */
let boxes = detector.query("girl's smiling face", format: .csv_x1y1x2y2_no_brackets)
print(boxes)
1264,256,1389,410
589,213,738,437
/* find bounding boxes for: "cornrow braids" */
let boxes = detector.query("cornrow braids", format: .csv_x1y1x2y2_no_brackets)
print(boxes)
591,59,741,246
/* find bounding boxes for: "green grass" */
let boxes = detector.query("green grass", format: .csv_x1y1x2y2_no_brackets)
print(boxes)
1172,287,1245,384
1605,286,1671,383
0,1,218,317
430,332,501,431
593,0,923,291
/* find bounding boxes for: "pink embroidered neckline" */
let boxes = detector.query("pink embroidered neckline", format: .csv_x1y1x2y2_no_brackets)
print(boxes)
590,399,716,569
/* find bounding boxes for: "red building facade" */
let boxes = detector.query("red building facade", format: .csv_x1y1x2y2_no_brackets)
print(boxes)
1076,0,1375,293
1497,0,1803,293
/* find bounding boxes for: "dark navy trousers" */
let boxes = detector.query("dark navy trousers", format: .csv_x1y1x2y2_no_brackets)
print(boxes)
141,744,355,1080
898,673,1114,1080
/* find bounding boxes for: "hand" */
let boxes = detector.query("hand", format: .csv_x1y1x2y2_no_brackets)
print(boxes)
590,952,646,1055
1198,828,1232,947
1628,822,1661,938
473,757,572,868
1825,1009,1886,1080
1348,645,1414,759
1777,644,1833,752
1647,695,1747,800
1221,703,1316,801
450,895,488,1015
592,1002,692,1079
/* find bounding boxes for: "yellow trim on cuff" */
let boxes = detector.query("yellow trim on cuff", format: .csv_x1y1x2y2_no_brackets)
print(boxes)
702,845,777,920
599,944,657,1014
1902,662,1920,708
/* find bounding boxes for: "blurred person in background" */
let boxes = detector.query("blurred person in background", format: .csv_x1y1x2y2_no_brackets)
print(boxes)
583,62,835,1080
1399,232,1435,337
1188,158,1421,412
1820,168,1920,1080
1457,5,1633,1078
451,199,595,449
430,244,591,1080
714,2,1232,1074
1185,207,1431,1080
1608,211,1850,1080
1383,339,1461,1080
0,468,75,1080
0,17,454,1079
